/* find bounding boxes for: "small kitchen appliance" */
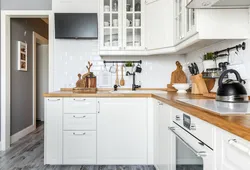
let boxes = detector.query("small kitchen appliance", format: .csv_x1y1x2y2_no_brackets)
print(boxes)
216,69,248,103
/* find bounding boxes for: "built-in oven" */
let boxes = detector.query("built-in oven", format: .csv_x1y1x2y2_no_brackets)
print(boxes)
169,113,215,170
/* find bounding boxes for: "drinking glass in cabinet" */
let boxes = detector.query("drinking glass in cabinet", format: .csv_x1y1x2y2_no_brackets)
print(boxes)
134,13,141,27
126,0,133,12
104,0,110,12
126,29,133,47
112,29,119,47
127,14,133,27
104,14,110,27
104,29,110,47
112,0,118,12
112,14,118,27
135,29,141,46
135,0,141,12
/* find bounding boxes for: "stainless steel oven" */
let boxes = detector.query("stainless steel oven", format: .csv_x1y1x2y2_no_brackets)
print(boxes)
169,113,215,170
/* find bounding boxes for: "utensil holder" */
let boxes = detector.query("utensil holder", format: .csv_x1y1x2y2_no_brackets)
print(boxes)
190,74,208,95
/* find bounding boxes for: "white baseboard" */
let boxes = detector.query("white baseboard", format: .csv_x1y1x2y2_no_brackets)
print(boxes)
11,125,36,144
0,141,2,151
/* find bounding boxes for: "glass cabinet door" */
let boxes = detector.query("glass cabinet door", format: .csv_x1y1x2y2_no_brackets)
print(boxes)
123,0,144,50
185,0,196,35
101,0,122,50
175,0,185,42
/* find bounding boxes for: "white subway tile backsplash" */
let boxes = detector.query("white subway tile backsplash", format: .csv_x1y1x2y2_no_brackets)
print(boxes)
185,39,250,92
53,39,185,90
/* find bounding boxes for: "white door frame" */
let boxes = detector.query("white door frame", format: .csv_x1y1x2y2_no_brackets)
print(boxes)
1,10,54,151
33,32,48,127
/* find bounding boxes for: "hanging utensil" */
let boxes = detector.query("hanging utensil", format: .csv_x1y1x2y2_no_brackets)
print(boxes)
115,64,119,85
120,65,125,86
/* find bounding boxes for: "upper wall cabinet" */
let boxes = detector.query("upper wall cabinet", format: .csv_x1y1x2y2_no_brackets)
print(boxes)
99,0,146,56
145,0,174,51
52,0,98,13
174,0,250,53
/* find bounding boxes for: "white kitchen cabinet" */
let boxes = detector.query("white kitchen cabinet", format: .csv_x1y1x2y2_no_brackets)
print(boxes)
44,98,63,164
99,0,123,51
174,0,249,53
97,98,148,164
99,0,145,55
154,99,173,170
216,128,250,170
145,0,174,51
63,131,97,164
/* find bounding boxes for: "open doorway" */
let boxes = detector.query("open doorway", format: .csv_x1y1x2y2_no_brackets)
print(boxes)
1,11,53,151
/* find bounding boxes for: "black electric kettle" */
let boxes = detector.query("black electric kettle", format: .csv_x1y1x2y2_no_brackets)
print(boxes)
216,69,248,103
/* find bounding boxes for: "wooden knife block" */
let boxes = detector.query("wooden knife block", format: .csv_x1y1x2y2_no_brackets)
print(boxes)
190,74,208,95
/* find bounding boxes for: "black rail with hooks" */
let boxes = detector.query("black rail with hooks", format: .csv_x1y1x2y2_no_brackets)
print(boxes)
103,60,142,64
214,42,246,56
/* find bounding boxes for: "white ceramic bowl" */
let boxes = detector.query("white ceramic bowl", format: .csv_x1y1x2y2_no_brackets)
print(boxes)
172,83,190,93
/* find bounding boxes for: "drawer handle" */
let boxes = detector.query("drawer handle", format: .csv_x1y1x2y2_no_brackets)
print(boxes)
73,115,86,118
73,132,86,136
228,139,250,155
73,99,86,101
48,99,60,101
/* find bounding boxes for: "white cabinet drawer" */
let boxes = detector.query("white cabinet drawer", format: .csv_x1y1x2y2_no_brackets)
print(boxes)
63,131,96,164
64,98,97,114
63,114,96,130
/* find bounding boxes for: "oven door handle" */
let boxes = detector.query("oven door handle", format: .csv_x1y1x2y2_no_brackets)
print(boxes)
168,127,207,157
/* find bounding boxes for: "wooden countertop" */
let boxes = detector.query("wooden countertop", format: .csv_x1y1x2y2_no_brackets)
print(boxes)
44,90,250,142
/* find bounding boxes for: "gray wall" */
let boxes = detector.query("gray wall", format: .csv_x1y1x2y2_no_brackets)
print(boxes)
1,0,52,10
11,18,48,135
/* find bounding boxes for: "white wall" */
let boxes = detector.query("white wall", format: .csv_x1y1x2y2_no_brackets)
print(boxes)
36,44,49,121
53,39,185,90
185,39,250,92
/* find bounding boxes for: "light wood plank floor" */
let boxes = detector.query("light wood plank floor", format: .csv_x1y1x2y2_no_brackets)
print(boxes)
0,123,155,170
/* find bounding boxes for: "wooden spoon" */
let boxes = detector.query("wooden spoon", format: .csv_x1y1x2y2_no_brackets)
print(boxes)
120,65,125,86
115,64,119,85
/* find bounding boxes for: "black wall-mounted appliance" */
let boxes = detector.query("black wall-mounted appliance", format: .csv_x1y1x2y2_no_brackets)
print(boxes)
55,13,98,39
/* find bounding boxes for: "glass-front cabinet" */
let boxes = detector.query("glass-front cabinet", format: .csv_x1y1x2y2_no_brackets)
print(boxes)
175,0,196,44
123,0,144,50
100,0,122,50
100,0,144,51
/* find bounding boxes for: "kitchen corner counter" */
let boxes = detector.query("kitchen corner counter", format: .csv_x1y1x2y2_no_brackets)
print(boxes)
44,90,250,142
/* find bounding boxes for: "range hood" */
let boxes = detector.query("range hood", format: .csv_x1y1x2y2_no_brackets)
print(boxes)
187,0,250,9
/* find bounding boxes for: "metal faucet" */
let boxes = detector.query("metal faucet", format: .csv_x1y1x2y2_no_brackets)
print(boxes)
126,71,141,91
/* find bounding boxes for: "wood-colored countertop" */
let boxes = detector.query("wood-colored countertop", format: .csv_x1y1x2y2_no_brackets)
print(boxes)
44,90,250,142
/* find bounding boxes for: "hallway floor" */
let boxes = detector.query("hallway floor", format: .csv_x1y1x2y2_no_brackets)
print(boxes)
0,124,155,170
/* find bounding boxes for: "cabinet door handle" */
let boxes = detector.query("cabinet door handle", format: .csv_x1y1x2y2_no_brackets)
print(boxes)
73,98,86,101
48,99,60,101
73,115,86,118
97,101,100,113
228,139,250,155
73,132,86,136
159,102,163,106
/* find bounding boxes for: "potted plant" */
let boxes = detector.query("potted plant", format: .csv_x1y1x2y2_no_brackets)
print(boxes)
125,61,134,73
203,52,216,72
